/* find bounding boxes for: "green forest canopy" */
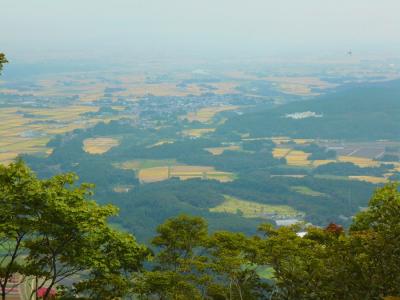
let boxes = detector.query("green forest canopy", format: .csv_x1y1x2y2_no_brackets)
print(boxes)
1,161,400,299
0,53,8,74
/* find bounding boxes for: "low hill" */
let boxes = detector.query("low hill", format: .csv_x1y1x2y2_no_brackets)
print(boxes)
218,79,400,140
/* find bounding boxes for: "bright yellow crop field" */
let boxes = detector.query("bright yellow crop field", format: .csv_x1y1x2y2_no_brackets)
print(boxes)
0,152,20,165
83,137,120,154
272,148,291,159
0,105,105,164
349,176,388,184
285,150,311,167
338,156,380,168
138,165,235,183
185,106,238,123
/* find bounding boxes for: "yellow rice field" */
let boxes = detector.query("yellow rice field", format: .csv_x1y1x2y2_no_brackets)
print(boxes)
138,165,234,183
285,150,311,167
185,106,238,123
138,167,170,183
83,137,120,154
349,176,388,184
272,148,291,159
337,156,380,168
0,105,105,164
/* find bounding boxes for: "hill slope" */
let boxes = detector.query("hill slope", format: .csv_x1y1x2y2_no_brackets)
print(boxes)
218,80,400,140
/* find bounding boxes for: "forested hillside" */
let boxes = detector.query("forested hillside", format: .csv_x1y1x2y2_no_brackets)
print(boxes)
1,161,400,299
219,80,400,140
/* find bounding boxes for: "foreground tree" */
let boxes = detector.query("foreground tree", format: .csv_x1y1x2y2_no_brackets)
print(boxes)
255,183,400,300
206,231,268,300
73,229,150,299
137,183,400,299
0,53,7,74
0,161,148,300
0,161,41,300
139,215,210,299
139,215,268,300
349,183,400,298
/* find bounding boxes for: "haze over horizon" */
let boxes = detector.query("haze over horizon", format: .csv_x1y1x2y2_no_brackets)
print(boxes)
2,0,400,62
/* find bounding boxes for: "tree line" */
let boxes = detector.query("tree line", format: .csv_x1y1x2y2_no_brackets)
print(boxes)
1,161,400,299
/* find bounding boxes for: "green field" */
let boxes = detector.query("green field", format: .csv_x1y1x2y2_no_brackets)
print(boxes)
210,195,302,219
291,186,326,197
314,174,349,181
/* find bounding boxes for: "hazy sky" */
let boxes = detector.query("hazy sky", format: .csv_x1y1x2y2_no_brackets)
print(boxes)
2,0,400,61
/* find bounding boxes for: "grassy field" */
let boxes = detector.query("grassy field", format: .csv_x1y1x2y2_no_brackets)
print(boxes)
312,159,337,167
349,176,387,184
113,185,134,193
210,195,301,219
205,145,241,155
271,174,307,178
271,137,292,145
291,186,326,197
314,174,349,181
257,266,275,279
147,140,175,148
182,128,215,137
292,138,314,145
185,105,238,123
83,137,120,154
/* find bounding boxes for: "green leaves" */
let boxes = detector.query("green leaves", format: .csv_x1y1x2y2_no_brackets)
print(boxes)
0,53,7,74
2,160,400,299
252,183,400,299
143,215,267,300
0,160,149,300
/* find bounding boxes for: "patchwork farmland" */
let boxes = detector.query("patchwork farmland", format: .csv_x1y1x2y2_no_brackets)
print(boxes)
116,160,235,183
138,165,235,183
